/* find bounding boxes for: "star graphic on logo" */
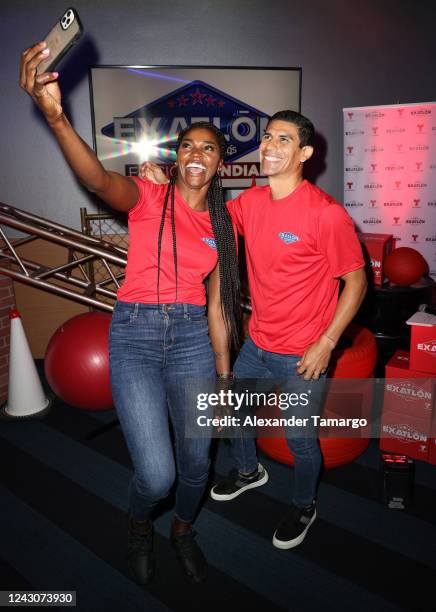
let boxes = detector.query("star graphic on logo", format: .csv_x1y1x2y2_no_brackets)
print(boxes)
217,100,225,108
206,96,216,107
167,99,176,108
191,88,207,105
177,95,190,107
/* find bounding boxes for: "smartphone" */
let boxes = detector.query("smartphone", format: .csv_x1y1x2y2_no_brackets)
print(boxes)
36,7,83,75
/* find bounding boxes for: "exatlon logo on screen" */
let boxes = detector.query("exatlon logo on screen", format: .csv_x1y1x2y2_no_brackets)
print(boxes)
101,80,270,162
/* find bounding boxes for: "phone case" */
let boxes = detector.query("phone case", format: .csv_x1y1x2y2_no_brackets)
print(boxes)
36,8,83,74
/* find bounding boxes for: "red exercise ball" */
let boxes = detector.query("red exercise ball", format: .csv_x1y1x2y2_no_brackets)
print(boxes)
384,247,427,286
45,312,113,411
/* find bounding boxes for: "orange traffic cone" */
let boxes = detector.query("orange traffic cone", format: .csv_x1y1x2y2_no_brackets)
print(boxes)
1,310,51,418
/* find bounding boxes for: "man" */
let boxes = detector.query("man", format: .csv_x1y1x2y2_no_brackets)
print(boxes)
141,110,367,550
209,110,367,550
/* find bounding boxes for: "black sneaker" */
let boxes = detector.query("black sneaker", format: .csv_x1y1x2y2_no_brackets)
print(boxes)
127,518,155,584
210,463,269,501
171,529,207,583
272,503,317,549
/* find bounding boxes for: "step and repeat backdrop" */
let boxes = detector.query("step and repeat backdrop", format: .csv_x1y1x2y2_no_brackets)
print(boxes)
343,102,436,279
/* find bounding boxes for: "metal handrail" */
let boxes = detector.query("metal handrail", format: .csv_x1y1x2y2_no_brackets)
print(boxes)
0,203,127,311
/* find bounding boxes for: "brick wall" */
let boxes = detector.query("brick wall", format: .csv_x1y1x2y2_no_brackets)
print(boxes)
0,276,16,404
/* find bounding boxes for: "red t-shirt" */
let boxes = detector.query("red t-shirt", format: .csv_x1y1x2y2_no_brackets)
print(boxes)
117,177,218,305
227,180,365,355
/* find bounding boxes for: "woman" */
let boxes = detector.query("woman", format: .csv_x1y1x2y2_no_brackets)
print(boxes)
20,42,240,585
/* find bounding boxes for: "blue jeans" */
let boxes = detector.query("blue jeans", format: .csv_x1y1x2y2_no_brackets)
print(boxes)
231,336,325,508
109,301,215,523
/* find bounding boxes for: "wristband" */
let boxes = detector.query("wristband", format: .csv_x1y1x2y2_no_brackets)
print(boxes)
322,333,337,348
216,372,234,380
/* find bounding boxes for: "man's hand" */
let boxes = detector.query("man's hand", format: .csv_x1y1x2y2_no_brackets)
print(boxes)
297,335,334,380
139,162,169,184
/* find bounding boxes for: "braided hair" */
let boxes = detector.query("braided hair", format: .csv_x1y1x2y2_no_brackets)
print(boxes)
157,122,241,349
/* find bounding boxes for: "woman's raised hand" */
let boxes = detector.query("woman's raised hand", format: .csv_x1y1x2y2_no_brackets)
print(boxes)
19,42,63,124
139,162,169,184
18,42,139,212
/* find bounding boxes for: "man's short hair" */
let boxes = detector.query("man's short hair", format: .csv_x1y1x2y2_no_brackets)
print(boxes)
267,110,314,148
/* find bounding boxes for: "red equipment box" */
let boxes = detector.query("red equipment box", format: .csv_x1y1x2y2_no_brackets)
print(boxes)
428,407,436,465
429,439,436,464
380,351,434,462
406,311,436,375
380,411,430,461
358,232,394,286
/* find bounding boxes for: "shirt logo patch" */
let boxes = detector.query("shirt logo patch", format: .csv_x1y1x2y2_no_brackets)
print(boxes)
278,232,299,245
201,237,217,250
